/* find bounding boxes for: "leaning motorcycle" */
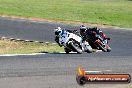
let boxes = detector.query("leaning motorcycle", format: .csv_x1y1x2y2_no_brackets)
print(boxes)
54,27,92,54
87,32,111,52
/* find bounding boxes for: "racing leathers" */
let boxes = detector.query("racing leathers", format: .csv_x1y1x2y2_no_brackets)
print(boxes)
81,27,103,43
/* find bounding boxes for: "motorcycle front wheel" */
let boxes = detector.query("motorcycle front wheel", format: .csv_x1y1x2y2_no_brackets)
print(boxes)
96,43,107,52
69,41,83,54
107,46,111,52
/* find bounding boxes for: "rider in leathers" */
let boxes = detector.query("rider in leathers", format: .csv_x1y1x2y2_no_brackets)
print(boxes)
55,27,79,47
80,25,103,43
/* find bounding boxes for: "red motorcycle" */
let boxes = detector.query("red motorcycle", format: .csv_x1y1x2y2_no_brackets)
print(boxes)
88,32,111,52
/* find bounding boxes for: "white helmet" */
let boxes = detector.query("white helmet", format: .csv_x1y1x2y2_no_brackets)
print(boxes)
54,27,62,35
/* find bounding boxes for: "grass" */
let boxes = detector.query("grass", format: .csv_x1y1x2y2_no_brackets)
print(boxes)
0,0,131,28
0,39,64,54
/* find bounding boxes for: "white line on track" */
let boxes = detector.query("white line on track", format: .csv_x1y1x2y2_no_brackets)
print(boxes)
0,53,46,56
57,50,102,53
95,50,102,52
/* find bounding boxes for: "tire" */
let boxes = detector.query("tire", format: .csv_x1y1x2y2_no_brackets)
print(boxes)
107,46,111,52
64,48,71,54
69,41,83,54
96,43,107,52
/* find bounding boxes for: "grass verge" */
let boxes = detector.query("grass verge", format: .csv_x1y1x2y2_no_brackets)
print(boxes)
0,0,131,28
0,39,64,54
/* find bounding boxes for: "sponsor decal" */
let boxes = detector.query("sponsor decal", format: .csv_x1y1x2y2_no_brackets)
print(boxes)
76,66,131,85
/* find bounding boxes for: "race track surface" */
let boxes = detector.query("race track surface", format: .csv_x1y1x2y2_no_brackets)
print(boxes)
0,17,132,88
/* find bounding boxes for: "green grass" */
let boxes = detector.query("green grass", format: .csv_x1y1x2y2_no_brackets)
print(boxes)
0,0,131,28
0,39,64,54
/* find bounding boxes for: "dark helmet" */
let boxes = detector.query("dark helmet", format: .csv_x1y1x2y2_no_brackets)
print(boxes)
80,25,87,35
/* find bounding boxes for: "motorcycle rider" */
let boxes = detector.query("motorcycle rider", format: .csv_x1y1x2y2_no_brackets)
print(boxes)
54,27,93,53
54,27,63,46
54,27,79,46
80,25,104,43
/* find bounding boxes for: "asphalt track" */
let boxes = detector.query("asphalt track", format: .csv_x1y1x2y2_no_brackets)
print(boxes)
0,17,132,88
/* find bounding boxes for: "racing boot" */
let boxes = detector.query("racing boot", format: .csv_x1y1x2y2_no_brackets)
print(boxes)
82,41,93,53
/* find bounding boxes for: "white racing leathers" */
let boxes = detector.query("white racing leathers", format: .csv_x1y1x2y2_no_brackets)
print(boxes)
57,29,92,54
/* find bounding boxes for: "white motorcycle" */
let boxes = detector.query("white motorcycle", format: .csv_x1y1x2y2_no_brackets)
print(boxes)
54,27,92,54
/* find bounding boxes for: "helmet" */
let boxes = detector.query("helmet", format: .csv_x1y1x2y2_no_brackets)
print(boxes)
54,27,62,35
80,25,87,35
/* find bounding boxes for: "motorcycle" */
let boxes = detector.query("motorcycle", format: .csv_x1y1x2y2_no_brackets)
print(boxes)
87,31,111,52
54,27,92,54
